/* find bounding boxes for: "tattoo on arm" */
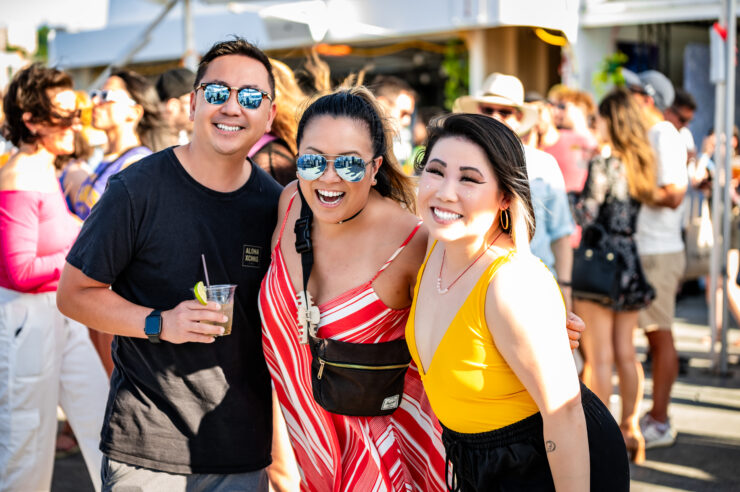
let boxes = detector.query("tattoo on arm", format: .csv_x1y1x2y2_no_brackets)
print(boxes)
545,440,556,453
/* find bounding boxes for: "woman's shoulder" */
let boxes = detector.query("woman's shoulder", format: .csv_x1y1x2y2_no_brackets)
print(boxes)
484,252,566,344
373,196,427,242
0,154,57,193
488,252,562,309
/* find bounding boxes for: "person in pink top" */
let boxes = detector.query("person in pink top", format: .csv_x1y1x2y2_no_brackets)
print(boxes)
0,63,108,491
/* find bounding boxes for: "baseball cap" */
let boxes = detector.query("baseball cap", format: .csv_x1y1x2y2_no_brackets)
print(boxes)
156,68,196,101
621,68,675,111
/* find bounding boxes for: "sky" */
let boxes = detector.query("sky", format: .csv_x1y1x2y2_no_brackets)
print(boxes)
0,0,108,51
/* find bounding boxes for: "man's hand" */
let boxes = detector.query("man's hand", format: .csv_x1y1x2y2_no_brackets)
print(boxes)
161,300,227,344
566,311,585,350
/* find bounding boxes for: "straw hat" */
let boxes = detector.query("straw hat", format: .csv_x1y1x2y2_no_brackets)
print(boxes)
453,73,539,136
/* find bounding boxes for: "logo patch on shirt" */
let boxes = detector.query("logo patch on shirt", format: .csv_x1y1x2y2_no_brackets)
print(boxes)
242,245,262,268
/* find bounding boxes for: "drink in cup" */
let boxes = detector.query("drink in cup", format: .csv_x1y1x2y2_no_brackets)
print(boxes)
195,284,237,336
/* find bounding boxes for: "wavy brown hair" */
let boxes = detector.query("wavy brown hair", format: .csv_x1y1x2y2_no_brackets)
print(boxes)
2,63,74,147
598,89,656,205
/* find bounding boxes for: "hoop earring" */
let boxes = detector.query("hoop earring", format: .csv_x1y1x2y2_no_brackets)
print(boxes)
500,209,510,231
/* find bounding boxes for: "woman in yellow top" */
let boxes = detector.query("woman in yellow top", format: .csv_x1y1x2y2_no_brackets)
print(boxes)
407,113,629,491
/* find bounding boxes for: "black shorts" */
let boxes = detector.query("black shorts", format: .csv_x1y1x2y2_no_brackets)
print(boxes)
440,384,629,491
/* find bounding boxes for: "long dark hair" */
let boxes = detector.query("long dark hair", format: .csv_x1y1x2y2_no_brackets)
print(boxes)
415,113,535,248
2,63,73,147
296,86,416,213
111,69,170,152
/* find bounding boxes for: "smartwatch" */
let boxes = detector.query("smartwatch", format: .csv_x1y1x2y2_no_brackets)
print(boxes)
144,309,162,344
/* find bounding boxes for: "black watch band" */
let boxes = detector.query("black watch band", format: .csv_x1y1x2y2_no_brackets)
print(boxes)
144,309,162,344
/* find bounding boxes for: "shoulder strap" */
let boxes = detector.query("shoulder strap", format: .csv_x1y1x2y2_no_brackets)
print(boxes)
294,187,321,344
371,221,423,282
294,186,314,296
276,190,299,245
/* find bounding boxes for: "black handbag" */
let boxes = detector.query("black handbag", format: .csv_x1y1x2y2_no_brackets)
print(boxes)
572,223,621,304
294,188,411,417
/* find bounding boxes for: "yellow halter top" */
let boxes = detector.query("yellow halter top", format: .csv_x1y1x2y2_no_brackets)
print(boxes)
406,242,539,434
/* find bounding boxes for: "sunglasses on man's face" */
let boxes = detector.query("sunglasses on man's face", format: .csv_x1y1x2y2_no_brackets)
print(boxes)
296,154,374,182
197,83,272,110
670,107,693,125
478,105,514,118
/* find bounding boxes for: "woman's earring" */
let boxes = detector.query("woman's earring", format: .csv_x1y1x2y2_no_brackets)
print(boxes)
372,177,377,186
500,209,510,230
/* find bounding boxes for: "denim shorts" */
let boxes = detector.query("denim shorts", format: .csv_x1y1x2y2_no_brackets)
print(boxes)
440,384,629,492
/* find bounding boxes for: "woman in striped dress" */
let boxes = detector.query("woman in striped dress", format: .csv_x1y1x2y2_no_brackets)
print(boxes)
259,88,585,491
259,87,445,491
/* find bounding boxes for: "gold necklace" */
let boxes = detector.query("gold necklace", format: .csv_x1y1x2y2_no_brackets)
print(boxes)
436,229,505,295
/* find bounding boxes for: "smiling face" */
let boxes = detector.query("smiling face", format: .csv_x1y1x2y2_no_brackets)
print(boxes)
417,136,506,244
32,88,80,156
297,115,379,224
189,54,276,159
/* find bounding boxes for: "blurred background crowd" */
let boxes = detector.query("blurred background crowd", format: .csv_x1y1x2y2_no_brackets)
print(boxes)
0,0,738,489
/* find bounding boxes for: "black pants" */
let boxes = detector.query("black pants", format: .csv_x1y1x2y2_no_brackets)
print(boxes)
441,384,629,491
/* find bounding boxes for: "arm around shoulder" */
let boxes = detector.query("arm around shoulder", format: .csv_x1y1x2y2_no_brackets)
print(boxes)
486,255,589,491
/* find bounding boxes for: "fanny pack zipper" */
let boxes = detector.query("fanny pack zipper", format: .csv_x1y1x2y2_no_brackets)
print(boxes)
317,358,410,379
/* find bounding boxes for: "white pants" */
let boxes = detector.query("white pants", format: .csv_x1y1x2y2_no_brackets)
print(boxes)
0,287,109,492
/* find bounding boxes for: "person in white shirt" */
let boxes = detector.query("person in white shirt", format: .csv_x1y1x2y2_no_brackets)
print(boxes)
624,69,688,450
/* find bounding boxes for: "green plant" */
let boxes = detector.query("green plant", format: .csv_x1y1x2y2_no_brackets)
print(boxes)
593,51,628,97
35,26,50,63
441,40,468,111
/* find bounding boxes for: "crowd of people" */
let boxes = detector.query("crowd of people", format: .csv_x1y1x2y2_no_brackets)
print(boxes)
0,34,717,492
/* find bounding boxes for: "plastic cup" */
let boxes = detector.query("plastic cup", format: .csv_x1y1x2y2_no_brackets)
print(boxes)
204,284,237,336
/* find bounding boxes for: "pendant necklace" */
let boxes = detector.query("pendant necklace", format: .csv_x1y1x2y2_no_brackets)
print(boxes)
436,229,505,295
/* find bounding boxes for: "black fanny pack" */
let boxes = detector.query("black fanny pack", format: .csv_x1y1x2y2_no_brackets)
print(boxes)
294,187,410,417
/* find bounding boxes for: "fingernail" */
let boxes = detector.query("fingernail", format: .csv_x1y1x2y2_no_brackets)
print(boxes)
222,315,228,323
213,302,221,309
220,327,225,335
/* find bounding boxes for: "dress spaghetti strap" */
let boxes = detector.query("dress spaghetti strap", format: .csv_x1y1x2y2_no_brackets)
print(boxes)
371,221,423,282
276,190,299,246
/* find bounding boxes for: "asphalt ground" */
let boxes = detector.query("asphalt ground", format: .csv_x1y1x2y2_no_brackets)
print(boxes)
51,293,740,492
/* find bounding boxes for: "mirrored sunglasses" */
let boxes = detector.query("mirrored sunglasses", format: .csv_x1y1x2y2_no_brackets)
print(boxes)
197,83,272,110
296,154,373,182
90,89,137,106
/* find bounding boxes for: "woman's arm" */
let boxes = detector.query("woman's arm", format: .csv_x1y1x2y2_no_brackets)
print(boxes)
486,256,589,491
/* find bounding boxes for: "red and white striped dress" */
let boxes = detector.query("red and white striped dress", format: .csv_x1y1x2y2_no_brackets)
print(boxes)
259,194,445,492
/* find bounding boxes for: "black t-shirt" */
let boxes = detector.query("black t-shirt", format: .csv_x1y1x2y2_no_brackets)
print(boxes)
67,148,282,474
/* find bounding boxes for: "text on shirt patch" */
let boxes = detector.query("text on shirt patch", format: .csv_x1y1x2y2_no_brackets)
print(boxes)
242,245,262,268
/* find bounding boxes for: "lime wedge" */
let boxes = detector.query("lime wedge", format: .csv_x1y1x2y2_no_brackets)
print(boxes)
194,281,208,305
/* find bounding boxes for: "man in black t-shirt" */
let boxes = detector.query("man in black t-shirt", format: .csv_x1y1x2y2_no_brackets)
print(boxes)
57,39,281,490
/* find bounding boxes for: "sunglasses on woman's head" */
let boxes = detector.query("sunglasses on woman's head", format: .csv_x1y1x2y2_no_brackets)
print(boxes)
90,89,137,106
197,83,272,110
296,154,374,182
